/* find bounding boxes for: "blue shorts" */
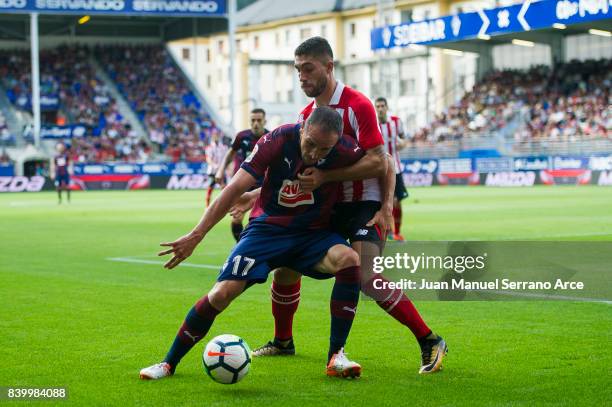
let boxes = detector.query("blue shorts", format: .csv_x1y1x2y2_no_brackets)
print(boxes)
55,174,70,187
217,221,348,284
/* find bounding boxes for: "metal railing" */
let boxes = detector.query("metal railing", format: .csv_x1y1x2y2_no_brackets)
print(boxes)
400,136,611,159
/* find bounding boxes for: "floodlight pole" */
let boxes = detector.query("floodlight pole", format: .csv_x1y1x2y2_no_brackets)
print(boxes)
30,12,41,148
228,0,236,135
192,18,198,85
376,0,383,94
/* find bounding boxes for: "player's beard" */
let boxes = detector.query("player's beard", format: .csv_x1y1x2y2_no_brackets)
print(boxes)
302,76,328,98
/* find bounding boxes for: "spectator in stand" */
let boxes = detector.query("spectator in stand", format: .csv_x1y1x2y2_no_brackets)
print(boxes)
0,111,15,145
0,149,12,165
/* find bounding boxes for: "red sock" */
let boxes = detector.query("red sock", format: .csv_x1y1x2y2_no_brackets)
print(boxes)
271,280,301,341
206,186,213,207
393,205,402,235
362,276,431,339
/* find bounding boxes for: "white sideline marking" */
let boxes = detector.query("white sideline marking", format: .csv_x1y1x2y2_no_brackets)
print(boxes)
507,231,612,240
107,256,220,270
107,257,611,304
475,289,612,304
448,232,612,241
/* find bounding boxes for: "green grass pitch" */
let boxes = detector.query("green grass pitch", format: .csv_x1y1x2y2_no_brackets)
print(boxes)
1,186,611,406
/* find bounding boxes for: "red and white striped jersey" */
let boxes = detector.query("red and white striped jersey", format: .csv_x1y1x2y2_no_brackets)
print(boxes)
379,116,405,174
299,82,384,202
205,141,227,171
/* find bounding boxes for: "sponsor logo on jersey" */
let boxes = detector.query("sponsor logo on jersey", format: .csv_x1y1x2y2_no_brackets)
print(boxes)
356,229,369,236
278,179,314,207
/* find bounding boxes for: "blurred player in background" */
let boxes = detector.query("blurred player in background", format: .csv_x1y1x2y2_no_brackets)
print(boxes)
215,108,268,240
205,132,228,207
375,97,409,241
50,142,72,204
251,37,447,375
141,107,381,380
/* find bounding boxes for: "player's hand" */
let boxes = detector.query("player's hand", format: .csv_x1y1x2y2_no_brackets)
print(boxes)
297,167,325,193
229,190,258,218
158,231,204,269
214,170,225,186
366,206,393,239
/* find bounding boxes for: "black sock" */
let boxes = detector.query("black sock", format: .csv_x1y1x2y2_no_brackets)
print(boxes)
273,337,293,348
231,222,244,242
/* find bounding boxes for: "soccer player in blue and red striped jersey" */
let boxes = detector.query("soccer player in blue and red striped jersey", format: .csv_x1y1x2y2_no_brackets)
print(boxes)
51,142,72,204
140,106,386,380
215,108,269,241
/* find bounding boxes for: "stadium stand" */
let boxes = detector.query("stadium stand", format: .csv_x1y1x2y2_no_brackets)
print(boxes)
95,44,220,162
1,44,607,163
410,58,610,146
0,44,223,163
0,46,152,162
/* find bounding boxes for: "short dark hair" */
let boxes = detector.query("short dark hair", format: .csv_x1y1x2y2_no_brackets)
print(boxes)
375,97,388,106
305,106,343,138
250,108,266,116
294,36,334,62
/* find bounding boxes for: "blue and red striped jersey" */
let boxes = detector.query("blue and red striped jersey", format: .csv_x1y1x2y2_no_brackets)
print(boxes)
241,123,364,230
231,128,268,173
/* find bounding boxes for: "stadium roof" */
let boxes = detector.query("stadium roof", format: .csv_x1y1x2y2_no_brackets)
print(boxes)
0,0,380,41
236,0,377,27
0,13,228,42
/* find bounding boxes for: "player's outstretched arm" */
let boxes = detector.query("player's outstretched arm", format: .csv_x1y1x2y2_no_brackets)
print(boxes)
215,149,236,184
229,187,261,218
159,169,255,269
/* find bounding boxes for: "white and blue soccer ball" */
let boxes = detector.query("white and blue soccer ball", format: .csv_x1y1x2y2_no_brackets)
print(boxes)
203,334,251,384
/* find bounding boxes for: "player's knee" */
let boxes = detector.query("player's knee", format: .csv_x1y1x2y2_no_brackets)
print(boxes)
208,281,243,311
331,246,360,272
272,267,301,285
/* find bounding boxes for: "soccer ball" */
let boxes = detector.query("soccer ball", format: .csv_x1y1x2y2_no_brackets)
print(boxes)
202,334,251,384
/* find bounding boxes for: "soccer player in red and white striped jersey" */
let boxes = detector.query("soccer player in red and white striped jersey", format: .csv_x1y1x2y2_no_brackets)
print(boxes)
205,132,228,207
376,97,409,241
